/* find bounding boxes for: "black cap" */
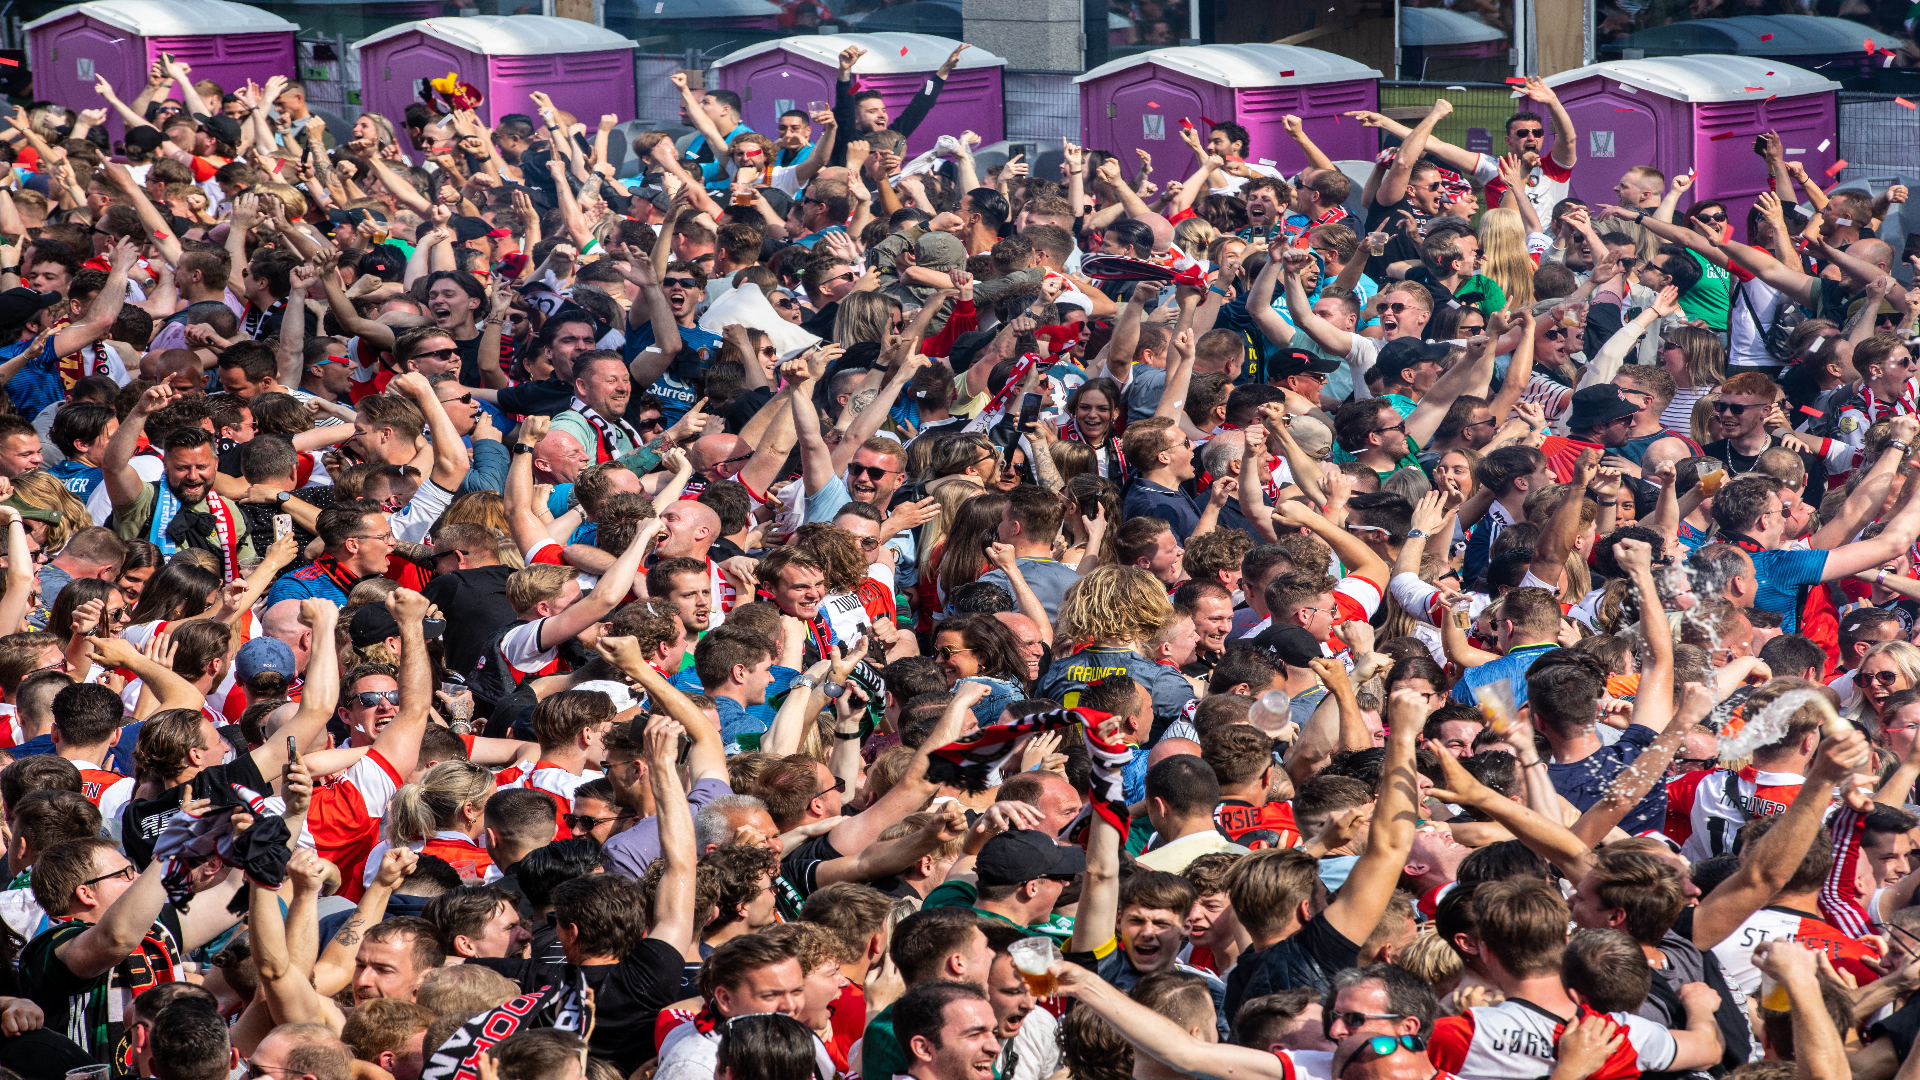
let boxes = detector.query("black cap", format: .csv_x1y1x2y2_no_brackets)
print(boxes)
1566,384,1639,433
631,185,674,213
125,126,166,154
975,829,1086,888
1271,348,1341,380
1374,337,1452,384
1252,624,1324,669
948,329,998,372
358,245,405,283
193,112,243,148
327,207,389,229
449,215,494,242
0,287,63,328
349,604,402,648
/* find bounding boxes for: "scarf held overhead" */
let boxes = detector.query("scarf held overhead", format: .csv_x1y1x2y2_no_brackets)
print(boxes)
929,706,1132,846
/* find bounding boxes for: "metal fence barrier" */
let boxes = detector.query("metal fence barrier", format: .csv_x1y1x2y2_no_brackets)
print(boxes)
1837,92,1920,185
1004,70,1080,145
1378,81,1523,160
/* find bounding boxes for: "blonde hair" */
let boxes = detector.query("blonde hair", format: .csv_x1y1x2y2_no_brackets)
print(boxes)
11,469,91,552
918,480,980,584
1665,326,1726,388
386,760,494,845
1173,217,1217,257
1690,394,1718,447
1394,925,1464,990
254,181,308,219
1055,565,1176,648
506,563,580,617
884,811,965,861
1855,641,1920,722
1476,207,1534,311
1050,441,1096,486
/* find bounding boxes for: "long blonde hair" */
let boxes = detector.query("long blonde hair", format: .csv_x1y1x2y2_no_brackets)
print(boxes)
386,760,494,845
1853,640,1920,724
11,469,91,552
1476,207,1534,311
1055,565,1175,648
918,480,981,582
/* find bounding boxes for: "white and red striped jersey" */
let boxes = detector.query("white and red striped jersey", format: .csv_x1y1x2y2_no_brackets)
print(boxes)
1429,1000,1640,1080
310,750,403,901
497,762,602,837
1663,767,1803,861
1709,906,1882,997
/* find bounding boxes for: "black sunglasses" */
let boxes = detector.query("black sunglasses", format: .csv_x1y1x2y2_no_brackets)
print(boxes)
637,416,667,432
1510,127,1544,137
1544,328,1569,341
662,277,700,289
1712,401,1761,416
848,463,895,480
1697,211,1728,223
414,347,458,361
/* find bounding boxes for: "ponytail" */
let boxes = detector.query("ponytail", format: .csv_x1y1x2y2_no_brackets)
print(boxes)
385,760,492,845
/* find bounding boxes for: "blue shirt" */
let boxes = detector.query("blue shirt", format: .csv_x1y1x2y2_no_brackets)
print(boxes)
1750,548,1829,633
1547,723,1666,834
1,336,61,422
668,664,801,751
263,564,352,608
795,225,847,251
623,325,723,425
457,437,511,496
1450,642,1560,708
47,458,103,501
1122,479,1202,542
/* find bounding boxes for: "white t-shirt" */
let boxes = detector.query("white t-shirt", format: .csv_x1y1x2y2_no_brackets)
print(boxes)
1729,275,1787,371
389,479,455,543
88,455,164,525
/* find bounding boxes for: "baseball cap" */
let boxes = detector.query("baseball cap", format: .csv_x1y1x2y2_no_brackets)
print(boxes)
449,215,496,243
1566,384,1639,433
1374,338,1451,384
573,679,639,713
975,829,1086,888
1253,624,1324,669
0,287,62,327
193,112,243,148
913,232,967,273
348,605,402,648
1270,349,1341,380
236,637,297,683
125,126,167,155
1288,413,1333,459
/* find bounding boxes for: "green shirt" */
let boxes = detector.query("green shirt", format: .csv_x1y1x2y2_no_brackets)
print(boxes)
1455,273,1506,316
924,879,1077,940
1679,250,1731,331
864,1005,908,1080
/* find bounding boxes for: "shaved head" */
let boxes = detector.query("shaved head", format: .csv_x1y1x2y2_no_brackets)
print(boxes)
1850,239,1894,269
657,499,722,558
1149,737,1202,766
532,430,588,484
691,433,751,479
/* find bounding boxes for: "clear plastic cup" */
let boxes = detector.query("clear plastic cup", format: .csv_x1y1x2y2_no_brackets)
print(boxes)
1699,465,1725,494
1479,679,1518,736
1449,596,1473,630
1007,936,1061,998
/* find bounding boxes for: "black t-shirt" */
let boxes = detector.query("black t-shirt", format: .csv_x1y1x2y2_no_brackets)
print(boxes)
724,387,774,435
495,378,574,418
1362,198,1429,282
120,753,268,869
455,332,485,388
0,1027,94,1080
1225,913,1361,1021
470,938,686,1077
422,564,518,674
1699,438,1827,500
777,833,917,918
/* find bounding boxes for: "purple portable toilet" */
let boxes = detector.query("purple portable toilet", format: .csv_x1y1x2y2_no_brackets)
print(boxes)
25,0,296,143
1543,56,1840,229
709,34,1006,155
1075,45,1381,183
355,15,638,134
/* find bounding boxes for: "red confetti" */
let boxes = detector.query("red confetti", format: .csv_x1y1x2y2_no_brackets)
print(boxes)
1505,76,1526,84
1279,70,1295,76
1761,32,1774,39
1710,131,1739,140
1801,405,1822,417
1148,101,1158,107
1199,115,1215,125
1180,117,1193,129
1868,37,1876,51
900,46,909,55
1766,71,1774,75
1827,158,1849,177
1743,86,1762,91
1766,95,1776,102
154,232,168,239
1899,96,1917,108
0,59,16,67
1614,107,1634,112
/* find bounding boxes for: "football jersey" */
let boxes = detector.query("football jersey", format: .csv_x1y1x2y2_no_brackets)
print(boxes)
1664,767,1803,861
1430,1000,1640,1080
497,763,602,837
1214,799,1301,850
1709,905,1881,997
308,751,402,901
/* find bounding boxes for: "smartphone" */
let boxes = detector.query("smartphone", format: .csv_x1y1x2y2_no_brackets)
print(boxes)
286,735,297,758
676,733,693,766
1018,392,1042,431
273,514,292,542
1753,135,1770,157
284,735,298,782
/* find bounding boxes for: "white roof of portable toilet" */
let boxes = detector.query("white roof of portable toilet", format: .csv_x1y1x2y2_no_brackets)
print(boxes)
1399,8,1507,46
24,0,296,35
354,14,638,55
1543,55,1840,102
1075,43,1383,87
710,33,1004,72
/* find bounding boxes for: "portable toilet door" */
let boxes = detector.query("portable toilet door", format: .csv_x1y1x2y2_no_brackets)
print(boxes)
1544,56,1840,227
355,16,639,132
709,34,1007,155
1076,45,1381,184
25,0,298,143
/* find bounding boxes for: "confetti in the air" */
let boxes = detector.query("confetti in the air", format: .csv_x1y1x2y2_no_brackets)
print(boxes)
1761,32,1774,39
1827,158,1849,177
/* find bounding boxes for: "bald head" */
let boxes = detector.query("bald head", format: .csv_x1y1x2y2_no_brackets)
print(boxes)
1148,737,1202,767
691,433,751,479
657,499,721,558
154,349,201,377
532,430,588,484
1850,238,1894,271
261,599,314,663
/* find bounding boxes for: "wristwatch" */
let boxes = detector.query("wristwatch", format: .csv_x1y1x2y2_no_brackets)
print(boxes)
791,673,821,691
275,491,293,505
512,443,535,456
1406,529,1428,539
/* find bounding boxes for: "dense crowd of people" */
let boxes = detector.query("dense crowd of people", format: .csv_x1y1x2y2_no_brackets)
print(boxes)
0,34,1911,1080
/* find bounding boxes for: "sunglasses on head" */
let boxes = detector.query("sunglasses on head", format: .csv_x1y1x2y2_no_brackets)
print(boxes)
352,690,401,708
1712,401,1762,415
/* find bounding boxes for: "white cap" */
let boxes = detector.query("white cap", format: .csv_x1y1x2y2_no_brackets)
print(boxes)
572,679,639,712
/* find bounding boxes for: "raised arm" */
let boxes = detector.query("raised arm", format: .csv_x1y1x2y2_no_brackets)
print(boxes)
1817,447,1920,579
1281,250,1357,357
1270,498,1389,588
1280,114,1335,172
641,712,698,957
1376,100,1453,208
1322,689,1424,942
788,352,837,498
1055,965,1285,1080
104,382,173,511
1530,449,1601,591
1405,311,1508,448
385,372,468,493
